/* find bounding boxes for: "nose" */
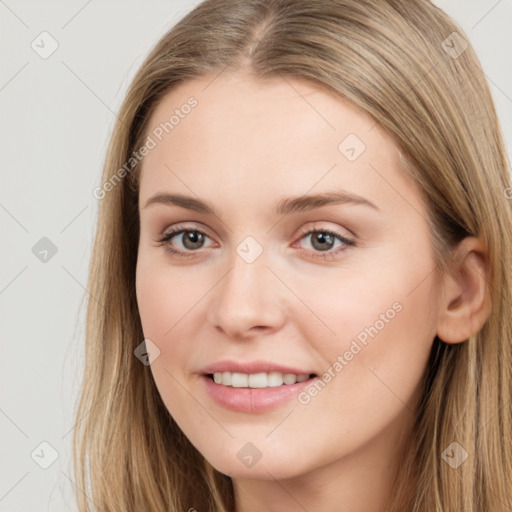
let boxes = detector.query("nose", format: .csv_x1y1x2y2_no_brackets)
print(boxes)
207,249,287,340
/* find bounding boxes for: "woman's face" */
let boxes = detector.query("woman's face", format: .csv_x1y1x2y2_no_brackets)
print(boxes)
136,70,442,482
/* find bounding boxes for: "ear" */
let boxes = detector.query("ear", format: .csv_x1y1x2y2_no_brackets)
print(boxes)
436,236,492,344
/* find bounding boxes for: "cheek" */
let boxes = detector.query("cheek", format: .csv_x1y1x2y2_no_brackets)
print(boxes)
135,256,205,340
135,260,203,414
284,282,435,474
290,249,438,405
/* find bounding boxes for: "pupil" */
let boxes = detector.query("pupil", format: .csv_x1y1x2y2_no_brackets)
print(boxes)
184,231,203,249
313,232,333,251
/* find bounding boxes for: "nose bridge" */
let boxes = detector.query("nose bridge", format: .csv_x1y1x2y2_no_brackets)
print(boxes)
207,241,285,337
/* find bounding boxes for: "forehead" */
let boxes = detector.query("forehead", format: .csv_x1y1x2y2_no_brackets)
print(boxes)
138,70,421,219
145,71,379,148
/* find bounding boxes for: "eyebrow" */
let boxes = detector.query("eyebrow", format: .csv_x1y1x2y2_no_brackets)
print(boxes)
143,190,380,215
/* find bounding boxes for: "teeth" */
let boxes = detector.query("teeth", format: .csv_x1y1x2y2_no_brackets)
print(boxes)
211,371,311,388
267,372,283,387
231,373,248,387
283,373,297,385
248,373,268,388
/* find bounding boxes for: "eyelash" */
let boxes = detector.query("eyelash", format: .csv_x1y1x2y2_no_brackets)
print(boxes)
156,225,356,260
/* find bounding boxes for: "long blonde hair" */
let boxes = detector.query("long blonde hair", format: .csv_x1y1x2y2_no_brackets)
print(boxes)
73,0,512,510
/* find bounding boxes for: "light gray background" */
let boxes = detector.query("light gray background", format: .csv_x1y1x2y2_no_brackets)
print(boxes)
1,1,511,511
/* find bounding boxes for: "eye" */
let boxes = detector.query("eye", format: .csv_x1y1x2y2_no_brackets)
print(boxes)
296,228,355,259
156,224,356,260
157,226,215,257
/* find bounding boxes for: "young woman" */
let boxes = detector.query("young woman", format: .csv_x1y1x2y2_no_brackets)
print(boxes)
74,1,512,510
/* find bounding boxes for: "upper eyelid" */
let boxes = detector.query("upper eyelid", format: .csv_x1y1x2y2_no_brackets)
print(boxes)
159,224,214,241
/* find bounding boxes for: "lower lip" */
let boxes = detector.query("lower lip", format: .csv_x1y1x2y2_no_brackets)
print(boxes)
200,374,316,413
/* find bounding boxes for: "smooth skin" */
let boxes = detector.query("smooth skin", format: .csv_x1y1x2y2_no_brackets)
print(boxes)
135,70,491,512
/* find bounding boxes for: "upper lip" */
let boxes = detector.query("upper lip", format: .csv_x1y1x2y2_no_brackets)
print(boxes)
199,360,316,376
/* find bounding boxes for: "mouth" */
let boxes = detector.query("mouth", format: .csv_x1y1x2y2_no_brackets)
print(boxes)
205,371,318,388
200,371,318,413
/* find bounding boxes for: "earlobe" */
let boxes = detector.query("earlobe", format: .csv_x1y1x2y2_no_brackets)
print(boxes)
436,237,492,344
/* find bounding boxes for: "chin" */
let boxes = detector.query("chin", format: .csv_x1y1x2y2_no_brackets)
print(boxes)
198,441,315,481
